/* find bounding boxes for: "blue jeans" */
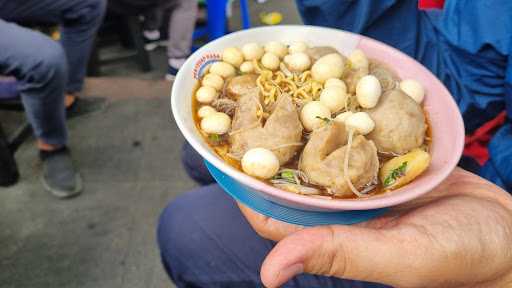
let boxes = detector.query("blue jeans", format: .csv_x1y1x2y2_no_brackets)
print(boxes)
0,0,106,146
156,143,389,287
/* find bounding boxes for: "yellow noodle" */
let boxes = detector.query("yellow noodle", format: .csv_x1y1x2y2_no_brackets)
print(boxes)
256,68,329,106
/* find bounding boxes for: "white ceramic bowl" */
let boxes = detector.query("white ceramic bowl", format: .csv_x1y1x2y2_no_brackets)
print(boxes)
171,25,464,212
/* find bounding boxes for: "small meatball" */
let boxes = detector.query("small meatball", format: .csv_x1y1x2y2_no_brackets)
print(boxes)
240,61,255,73
196,86,218,104
324,78,347,91
283,52,311,73
319,86,348,113
400,79,425,103
242,43,264,61
197,105,217,118
306,46,339,62
202,73,224,91
356,75,382,108
345,112,375,135
334,111,353,123
242,148,280,179
261,52,280,70
365,89,426,154
225,74,259,100
288,41,308,54
210,61,236,78
311,53,346,83
222,47,244,67
201,112,231,135
264,41,288,59
300,101,331,131
348,49,369,70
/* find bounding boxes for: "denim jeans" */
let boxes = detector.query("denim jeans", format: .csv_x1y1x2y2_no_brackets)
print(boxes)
0,0,106,146
156,143,390,287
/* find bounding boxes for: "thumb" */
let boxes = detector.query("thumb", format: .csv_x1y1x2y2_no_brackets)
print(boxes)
260,225,414,288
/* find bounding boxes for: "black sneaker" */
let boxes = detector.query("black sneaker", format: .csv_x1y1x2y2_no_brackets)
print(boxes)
40,147,82,199
66,96,108,119
165,65,179,81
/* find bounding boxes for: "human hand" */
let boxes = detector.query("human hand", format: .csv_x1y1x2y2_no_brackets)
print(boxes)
238,168,512,287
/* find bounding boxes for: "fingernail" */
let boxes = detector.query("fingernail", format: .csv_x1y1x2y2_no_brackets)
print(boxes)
277,263,304,284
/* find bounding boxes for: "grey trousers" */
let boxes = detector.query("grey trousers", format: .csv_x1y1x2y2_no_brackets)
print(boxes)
0,0,106,145
143,0,197,59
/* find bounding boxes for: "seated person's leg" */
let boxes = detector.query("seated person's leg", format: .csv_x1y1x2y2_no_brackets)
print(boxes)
58,0,106,97
0,0,107,108
165,0,198,77
181,142,215,185
157,185,388,287
141,8,163,51
0,20,81,198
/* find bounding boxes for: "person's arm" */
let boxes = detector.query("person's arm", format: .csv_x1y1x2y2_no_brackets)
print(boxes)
295,0,398,32
239,168,512,287
295,0,421,56
480,57,512,192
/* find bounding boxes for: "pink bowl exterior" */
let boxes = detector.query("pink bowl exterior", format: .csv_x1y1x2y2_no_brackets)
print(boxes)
172,26,465,211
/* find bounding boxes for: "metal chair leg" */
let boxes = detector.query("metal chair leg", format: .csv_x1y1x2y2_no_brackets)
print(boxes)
126,16,152,72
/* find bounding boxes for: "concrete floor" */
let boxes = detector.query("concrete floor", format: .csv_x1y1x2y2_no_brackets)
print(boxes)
0,1,301,287
0,79,194,288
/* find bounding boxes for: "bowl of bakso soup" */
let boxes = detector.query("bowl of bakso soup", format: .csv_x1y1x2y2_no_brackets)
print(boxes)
171,26,464,213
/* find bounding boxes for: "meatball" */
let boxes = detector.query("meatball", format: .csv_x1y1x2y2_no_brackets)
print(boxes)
365,89,426,154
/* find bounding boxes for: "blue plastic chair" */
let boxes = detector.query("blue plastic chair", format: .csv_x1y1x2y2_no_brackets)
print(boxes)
193,0,250,47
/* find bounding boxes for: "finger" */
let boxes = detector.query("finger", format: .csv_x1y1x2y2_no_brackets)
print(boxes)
237,203,302,241
260,225,420,288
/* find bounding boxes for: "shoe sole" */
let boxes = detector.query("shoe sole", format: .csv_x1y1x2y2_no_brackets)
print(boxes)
144,43,158,51
41,173,83,199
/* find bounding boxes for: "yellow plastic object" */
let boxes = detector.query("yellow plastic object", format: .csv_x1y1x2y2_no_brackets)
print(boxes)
379,148,431,190
259,12,283,25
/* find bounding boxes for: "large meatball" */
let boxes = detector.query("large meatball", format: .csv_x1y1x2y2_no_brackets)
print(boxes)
365,89,426,154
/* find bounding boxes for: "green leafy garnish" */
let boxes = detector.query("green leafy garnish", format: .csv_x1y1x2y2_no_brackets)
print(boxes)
383,161,408,187
208,134,221,143
316,116,331,124
281,170,296,183
273,169,298,184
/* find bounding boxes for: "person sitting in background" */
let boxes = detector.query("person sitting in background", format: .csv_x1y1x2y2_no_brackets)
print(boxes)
0,0,106,198
157,0,512,287
141,0,198,80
